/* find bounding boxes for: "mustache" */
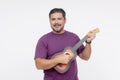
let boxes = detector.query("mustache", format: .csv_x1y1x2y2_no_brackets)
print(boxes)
54,23,61,26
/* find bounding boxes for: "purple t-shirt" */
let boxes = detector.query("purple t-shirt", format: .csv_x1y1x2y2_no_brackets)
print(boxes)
34,31,85,80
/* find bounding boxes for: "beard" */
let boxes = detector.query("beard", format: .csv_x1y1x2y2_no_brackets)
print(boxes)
52,24,64,33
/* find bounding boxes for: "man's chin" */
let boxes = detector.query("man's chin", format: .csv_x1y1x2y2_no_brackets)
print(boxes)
54,30,61,33
53,29,62,33
52,27,64,33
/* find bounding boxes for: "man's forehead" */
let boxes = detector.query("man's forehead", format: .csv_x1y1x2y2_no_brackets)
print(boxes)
50,13,63,18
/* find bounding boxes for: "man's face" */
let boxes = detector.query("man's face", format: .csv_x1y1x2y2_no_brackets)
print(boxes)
49,12,66,33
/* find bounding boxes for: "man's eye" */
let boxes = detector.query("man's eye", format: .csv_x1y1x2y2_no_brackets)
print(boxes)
51,18,55,21
58,18,62,20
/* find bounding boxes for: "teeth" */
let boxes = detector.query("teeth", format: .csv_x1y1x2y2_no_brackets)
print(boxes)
54,24,60,26
55,25,59,27
54,25,59,28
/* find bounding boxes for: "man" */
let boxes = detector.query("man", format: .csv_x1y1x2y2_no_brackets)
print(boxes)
34,8,96,80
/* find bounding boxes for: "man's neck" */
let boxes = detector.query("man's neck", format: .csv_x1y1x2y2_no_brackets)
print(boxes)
52,30,65,34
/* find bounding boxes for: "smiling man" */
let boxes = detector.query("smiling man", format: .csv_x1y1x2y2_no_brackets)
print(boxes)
34,8,96,80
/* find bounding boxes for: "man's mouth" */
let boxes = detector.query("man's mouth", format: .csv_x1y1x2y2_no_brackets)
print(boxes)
54,24,61,27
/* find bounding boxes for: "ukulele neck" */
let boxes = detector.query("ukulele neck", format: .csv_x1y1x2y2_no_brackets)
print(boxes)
73,35,88,51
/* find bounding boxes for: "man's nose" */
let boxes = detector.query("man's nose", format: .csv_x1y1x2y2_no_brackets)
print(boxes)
55,20,58,23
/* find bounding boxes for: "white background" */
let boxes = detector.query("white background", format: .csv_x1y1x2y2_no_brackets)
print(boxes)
0,0,120,80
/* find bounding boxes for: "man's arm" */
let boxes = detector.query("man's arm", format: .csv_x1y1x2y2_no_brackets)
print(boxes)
35,54,70,70
35,58,59,70
79,30,96,60
79,43,91,60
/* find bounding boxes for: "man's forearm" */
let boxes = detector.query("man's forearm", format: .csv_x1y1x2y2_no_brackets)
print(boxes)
79,44,92,60
35,58,58,70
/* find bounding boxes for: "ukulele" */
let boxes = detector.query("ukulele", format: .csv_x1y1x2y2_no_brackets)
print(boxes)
51,28,100,73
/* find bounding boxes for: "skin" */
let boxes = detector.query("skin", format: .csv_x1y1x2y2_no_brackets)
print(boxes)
35,12,96,70
49,13,66,34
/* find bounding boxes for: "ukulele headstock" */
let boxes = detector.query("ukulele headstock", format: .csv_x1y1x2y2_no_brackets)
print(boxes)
87,27,100,35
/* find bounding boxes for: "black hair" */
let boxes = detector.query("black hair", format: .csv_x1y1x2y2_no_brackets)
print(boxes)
49,8,66,19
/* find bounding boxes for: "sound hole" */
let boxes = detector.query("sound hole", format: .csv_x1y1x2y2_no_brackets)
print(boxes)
65,52,70,55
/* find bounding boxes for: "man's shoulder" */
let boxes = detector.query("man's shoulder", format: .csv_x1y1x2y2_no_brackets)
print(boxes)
66,30,78,37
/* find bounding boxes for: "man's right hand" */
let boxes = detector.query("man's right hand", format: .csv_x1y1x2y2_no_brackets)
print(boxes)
54,53,71,64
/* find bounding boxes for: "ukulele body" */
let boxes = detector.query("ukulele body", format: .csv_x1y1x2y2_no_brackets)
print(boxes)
51,47,77,73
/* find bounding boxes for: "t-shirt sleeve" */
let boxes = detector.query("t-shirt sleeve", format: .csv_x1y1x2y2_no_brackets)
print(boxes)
34,38,48,59
77,44,85,55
